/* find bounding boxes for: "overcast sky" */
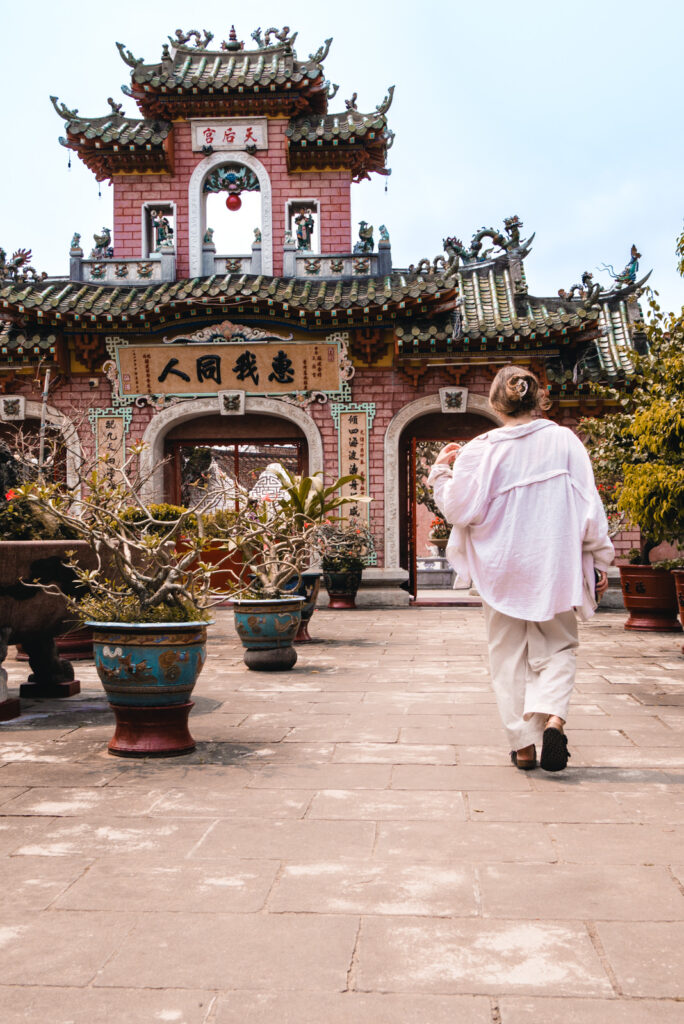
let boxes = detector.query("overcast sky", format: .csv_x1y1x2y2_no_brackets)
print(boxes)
2,0,683,311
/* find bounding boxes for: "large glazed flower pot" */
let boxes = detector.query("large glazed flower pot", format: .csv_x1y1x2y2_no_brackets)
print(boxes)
618,565,682,632
322,567,362,610
0,540,97,717
89,620,210,756
232,596,304,671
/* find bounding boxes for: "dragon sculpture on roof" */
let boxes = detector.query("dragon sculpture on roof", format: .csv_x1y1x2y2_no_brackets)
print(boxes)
0,247,46,283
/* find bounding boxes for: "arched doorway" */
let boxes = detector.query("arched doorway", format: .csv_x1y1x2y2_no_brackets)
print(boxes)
140,396,323,502
384,394,502,599
163,411,308,505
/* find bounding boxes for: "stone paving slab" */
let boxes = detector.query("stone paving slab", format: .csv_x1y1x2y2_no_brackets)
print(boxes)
0,606,683,1021
1,987,215,1024
355,917,613,996
499,997,684,1023
213,991,493,1023
95,912,360,991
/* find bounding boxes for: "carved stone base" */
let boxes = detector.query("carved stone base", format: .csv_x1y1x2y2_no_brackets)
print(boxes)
0,697,21,721
108,702,195,758
20,680,80,699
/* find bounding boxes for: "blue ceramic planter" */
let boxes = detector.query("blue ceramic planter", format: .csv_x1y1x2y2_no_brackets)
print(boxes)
88,621,209,707
232,596,304,670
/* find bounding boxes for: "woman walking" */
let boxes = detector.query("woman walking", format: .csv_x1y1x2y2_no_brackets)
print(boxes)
428,366,614,772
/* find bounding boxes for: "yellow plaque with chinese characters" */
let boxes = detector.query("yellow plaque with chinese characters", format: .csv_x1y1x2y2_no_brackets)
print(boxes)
116,342,341,397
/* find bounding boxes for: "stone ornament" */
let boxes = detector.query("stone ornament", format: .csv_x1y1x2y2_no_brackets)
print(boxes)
439,387,468,413
218,390,246,415
0,396,25,422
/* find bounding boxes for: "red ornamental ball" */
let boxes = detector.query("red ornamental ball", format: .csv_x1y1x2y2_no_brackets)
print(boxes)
226,194,242,211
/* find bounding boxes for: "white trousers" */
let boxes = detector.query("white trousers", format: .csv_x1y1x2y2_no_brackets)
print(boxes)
482,602,579,751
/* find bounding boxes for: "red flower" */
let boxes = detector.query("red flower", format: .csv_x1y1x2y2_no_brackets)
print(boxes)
5,489,16,500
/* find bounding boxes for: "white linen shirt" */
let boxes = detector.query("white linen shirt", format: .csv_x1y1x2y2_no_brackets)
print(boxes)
427,419,614,622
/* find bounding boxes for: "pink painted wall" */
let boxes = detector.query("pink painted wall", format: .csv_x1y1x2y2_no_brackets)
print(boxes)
111,119,352,277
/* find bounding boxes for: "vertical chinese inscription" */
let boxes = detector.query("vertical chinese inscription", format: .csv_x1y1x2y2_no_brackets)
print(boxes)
96,414,126,479
339,411,369,523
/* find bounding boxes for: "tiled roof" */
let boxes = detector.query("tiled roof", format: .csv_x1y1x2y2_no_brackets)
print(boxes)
0,268,458,329
286,102,393,180
455,258,597,338
0,253,646,380
51,98,172,181
0,321,60,367
287,108,389,143
119,36,330,118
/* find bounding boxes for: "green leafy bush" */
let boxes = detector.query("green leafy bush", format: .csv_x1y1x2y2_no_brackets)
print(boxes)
582,234,684,562
119,503,198,536
0,489,79,540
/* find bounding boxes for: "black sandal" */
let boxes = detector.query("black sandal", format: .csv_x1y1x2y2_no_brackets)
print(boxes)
510,748,537,770
540,727,571,772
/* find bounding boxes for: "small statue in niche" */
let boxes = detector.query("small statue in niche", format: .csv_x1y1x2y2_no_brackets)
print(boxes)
353,221,374,253
253,227,262,244
295,209,315,251
151,210,174,251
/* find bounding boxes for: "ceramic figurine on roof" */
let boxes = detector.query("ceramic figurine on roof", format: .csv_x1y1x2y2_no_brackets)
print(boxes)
601,244,642,290
0,247,45,283
443,216,533,267
354,222,374,253
91,228,113,259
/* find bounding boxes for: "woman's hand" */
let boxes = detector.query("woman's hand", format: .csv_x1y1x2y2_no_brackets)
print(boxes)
595,570,608,597
433,443,462,467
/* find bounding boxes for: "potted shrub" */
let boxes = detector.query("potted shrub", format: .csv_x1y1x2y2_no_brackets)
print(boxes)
582,267,684,633
19,445,235,756
204,466,365,666
428,516,450,554
315,522,374,609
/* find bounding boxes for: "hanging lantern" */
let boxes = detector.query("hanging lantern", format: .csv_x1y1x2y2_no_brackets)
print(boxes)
226,194,242,211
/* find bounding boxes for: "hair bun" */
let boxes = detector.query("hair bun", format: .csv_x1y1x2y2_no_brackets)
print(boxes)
506,375,531,401
490,364,550,417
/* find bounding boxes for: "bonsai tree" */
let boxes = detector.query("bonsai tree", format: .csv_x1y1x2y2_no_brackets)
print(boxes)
314,522,375,572
202,466,367,598
19,444,226,623
582,234,684,563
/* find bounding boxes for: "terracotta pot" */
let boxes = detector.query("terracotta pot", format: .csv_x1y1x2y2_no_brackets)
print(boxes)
618,564,682,632
322,567,362,609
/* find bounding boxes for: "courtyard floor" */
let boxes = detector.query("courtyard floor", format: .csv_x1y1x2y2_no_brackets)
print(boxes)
0,606,683,1023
